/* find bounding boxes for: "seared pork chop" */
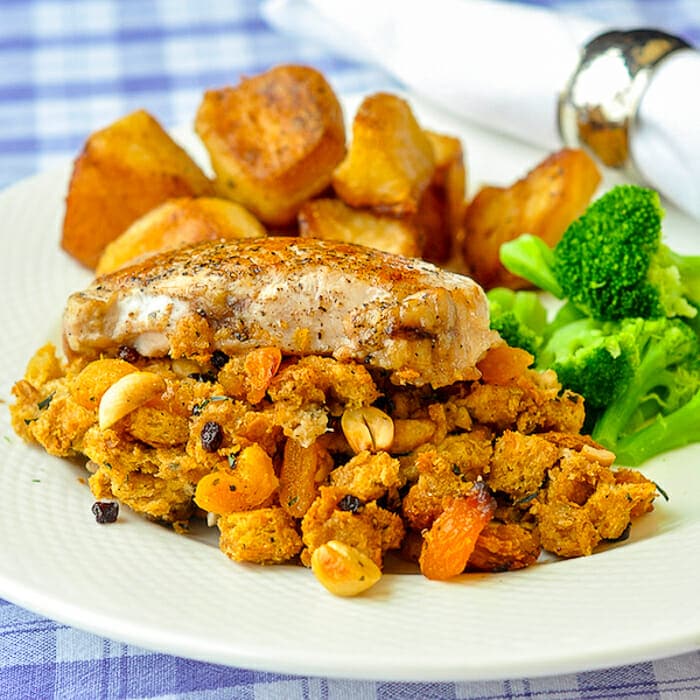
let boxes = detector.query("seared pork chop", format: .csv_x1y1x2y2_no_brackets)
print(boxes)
63,237,498,387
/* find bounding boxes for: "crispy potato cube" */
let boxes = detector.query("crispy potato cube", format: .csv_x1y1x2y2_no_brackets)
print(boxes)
195,64,346,227
417,131,467,264
62,110,213,269
332,93,435,216
298,197,422,258
463,148,601,289
95,197,266,274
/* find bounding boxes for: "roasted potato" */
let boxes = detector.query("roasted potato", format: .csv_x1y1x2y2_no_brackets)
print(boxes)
419,130,467,264
95,197,266,274
413,130,467,265
332,93,435,216
62,110,214,269
463,148,601,289
195,64,346,227
298,198,422,258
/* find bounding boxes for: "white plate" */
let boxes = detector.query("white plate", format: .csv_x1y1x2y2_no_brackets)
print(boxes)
0,98,699,682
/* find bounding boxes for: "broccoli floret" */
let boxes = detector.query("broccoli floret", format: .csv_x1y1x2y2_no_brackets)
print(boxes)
537,318,635,412
486,288,547,358
591,318,700,463
533,314,700,463
497,185,700,465
500,185,700,321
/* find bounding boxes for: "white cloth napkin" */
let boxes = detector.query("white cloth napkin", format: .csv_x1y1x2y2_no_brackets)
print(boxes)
263,0,700,220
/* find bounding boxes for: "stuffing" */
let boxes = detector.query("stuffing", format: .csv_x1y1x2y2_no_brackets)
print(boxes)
218,507,303,564
266,355,380,446
468,522,541,572
301,486,405,568
487,430,561,500
401,448,483,532
10,339,660,594
532,450,658,556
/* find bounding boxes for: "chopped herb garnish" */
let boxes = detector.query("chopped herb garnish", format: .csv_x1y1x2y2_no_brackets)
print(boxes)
514,491,540,506
653,481,670,501
227,453,237,468
188,372,217,384
37,392,55,410
192,396,229,415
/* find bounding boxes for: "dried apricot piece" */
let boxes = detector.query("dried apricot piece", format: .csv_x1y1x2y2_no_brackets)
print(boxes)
476,345,534,385
419,483,497,581
280,438,322,518
244,347,282,403
70,358,137,410
194,443,279,514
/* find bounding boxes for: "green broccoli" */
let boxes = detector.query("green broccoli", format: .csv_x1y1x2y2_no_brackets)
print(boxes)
486,287,547,358
614,388,700,466
590,318,700,464
500,185,700,321
537,318,635,413
504,306,700,464
498,234,563,299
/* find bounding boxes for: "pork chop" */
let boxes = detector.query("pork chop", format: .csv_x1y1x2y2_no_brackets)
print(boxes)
63,237,498,387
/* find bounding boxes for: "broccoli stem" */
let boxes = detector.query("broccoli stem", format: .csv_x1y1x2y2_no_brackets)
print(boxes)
668,248,700,306
545,301,586,340
614,389,700,466
499,234,563,298
591,335,668,449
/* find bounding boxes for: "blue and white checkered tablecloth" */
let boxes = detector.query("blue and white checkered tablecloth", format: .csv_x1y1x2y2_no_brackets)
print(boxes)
2,1,700,698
